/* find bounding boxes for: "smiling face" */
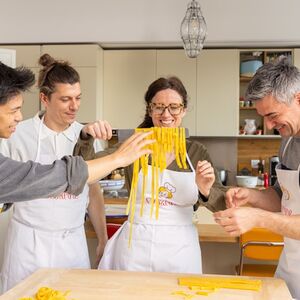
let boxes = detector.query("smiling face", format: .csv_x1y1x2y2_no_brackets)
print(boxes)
149,89,186,128
41,82,81,132
0,94,23,139
255,93,300,136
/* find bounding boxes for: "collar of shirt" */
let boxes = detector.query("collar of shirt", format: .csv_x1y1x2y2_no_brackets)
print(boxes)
33,112,78,142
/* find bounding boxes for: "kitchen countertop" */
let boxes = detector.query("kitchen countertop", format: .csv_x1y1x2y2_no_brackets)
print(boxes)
1,268,292,300
85,198,238,243
85,221,237,243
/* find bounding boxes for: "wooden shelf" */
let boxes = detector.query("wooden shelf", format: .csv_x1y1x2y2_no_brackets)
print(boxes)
240,76,253,82
238,135,281,139
240,106,256,110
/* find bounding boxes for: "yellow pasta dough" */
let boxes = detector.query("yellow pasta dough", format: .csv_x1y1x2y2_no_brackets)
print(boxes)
20,286,71,300
126,127,187,246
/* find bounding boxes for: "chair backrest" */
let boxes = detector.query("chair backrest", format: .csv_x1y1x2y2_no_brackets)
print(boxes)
240,227,284,260
106,223,121,239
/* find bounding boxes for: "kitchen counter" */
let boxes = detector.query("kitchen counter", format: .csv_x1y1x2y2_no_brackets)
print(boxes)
86,197,238,243
1,268,292,300
85,221,237,243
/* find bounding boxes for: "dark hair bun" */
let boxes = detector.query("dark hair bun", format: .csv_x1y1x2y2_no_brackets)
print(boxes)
38,54,56,67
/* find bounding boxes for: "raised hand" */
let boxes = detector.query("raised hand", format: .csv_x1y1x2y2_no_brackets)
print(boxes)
226,187,251,208
112,131,154,167
82,120,112,140
196,160,215,197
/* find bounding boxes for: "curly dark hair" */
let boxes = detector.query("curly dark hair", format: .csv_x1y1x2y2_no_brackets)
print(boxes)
0,61,35,105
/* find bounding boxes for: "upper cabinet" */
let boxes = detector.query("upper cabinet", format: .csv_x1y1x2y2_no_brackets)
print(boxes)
102,49,240,136
42,44,104,123
196,49,240,136
0,45,41,120
239,49,292,137
103,50,156,129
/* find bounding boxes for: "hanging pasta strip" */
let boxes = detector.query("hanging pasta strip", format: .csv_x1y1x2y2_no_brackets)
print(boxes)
155,155,160,220
139,155,146,217
175,127,182,168
150,141,157,218
128,158,139,247
180,127,187,169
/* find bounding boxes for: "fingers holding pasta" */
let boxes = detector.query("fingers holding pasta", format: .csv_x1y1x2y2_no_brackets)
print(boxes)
196,160,215,198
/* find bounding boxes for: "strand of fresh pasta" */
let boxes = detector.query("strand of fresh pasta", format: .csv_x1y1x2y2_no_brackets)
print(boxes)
126,127,187,246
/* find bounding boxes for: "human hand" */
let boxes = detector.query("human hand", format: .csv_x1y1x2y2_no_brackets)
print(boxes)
213,207,263,236
225,187,251,208
195,160,215,197
82,120,112,140
112,131,154,167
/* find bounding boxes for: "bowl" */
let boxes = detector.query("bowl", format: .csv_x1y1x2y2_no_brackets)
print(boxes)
236,176,258,188
99,179,125,191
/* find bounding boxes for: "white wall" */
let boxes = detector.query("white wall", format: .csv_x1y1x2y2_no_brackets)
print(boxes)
0,0,300,47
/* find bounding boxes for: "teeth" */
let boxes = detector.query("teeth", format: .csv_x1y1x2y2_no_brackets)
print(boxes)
161,120,173,125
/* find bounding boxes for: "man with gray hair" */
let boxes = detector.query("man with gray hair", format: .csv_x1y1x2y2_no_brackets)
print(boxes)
214,58,300,299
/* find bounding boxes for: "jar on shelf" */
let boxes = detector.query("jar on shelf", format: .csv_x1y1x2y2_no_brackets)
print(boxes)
244,119,257,135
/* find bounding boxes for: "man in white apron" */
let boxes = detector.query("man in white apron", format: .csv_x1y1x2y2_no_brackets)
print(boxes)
214,58,300,299
0,54,109,292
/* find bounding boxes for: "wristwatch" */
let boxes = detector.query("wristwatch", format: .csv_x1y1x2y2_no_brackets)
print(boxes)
0,203,13,213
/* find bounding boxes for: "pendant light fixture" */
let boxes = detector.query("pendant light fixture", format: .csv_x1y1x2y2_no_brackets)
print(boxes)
180,0,207,58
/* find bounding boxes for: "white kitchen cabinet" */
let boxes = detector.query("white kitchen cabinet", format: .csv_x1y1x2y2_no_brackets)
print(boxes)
103,50,156,128
196,49,239,136
0,45,41,120
41,44,104,123
293,48,300,69
156,50,197,135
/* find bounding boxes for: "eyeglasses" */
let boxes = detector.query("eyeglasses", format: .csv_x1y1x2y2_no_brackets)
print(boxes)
149,103,184,116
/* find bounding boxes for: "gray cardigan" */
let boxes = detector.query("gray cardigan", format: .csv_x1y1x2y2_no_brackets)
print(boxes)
0,154,88,204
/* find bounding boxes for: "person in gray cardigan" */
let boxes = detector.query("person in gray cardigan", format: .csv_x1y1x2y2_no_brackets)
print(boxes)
0,62,153,207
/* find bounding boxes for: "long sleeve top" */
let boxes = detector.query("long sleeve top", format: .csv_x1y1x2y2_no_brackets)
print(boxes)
0,154,88,204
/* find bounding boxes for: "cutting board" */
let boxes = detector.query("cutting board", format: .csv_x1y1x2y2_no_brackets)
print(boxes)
0,269,292,300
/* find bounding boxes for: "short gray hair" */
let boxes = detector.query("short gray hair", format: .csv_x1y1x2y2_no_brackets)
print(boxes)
245,57,300,105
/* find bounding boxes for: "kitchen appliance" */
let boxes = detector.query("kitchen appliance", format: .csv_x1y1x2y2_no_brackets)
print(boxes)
269,156,279,186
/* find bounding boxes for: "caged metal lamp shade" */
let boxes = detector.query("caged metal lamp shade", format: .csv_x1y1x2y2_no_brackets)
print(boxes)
180,0,207,58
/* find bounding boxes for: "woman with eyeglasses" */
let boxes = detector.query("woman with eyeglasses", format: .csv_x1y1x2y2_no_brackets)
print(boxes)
75,76,227,274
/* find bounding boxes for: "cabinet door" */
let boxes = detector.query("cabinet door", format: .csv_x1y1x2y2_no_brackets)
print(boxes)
0,45,41,120
41,45,103,123
103,50,156,128
156,50,197,135
293,49,300,69
197,49,239,136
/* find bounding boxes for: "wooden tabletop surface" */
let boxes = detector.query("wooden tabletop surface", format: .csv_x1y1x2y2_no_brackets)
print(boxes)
1,268,292,300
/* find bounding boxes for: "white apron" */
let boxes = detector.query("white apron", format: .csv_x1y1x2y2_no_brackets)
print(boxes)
1,115,90,292
99,154,202,274
275,137,300,299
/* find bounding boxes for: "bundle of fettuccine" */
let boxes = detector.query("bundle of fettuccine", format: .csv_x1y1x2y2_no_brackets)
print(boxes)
126,127,187,246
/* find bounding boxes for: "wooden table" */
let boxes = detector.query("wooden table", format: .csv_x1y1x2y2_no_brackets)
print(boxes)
1,268,292,300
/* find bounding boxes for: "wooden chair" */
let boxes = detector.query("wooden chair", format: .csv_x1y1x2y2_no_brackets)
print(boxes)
237,228,284,277
106,223,122,239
